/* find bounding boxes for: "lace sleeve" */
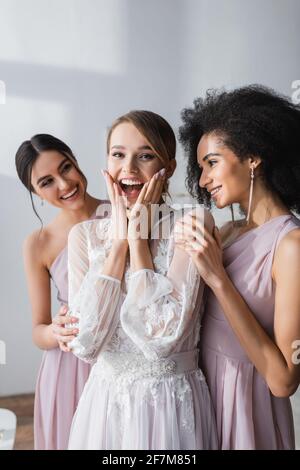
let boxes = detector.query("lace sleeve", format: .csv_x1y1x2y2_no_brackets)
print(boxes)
67,222,123,363
120,208,214,361
120,247,202,361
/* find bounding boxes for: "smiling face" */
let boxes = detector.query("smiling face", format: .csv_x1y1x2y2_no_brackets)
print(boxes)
107,122,165,206
31,151,87,209
197,133,252,209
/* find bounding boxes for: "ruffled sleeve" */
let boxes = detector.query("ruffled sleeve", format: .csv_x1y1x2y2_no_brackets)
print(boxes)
67,221,123,363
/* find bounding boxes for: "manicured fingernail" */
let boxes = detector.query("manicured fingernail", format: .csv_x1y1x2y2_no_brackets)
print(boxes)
155,172,160,180
159,168,166,177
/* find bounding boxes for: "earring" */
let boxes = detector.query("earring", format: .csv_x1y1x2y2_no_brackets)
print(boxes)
41,199,44,207
246,166,255,225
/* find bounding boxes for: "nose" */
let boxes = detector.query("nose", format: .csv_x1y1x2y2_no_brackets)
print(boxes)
57,176,70,191
199,169,212,189
122,157,138,174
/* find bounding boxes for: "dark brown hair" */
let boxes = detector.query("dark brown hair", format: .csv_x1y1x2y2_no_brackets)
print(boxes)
15,134,87,224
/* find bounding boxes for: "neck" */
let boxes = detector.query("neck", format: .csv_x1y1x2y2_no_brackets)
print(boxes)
240,182,290,227
59,193,100,225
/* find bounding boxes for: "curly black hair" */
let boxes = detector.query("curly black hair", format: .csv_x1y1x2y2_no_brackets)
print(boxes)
179,85,300,214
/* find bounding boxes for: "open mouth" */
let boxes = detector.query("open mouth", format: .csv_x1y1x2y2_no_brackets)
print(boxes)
119,179,144,197
60,185,79,200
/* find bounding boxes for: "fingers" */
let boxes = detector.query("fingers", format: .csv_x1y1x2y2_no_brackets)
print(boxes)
151,169,166,203
146,168,166,203
56,334,77,343
135,181,149,206
59,305,68,315
113,182,127,212
102,170,115,205
53,324,79,337
58,341,71,353
179,214,216,245
53,313,78,326
135,168,165,207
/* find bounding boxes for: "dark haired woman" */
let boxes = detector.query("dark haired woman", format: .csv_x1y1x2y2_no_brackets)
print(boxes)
66,111,218,449
178,85,300,449
15,134,103,449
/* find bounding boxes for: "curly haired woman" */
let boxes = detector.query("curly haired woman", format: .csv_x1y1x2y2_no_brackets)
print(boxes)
179,85,300,449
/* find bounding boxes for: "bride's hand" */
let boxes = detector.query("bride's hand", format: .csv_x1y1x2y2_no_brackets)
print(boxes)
127,168,166,242
102,170,128,246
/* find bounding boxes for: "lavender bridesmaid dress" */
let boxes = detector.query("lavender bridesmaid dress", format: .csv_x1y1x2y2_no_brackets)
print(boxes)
33,204,107,450
200,215,300,450
34,247,91,450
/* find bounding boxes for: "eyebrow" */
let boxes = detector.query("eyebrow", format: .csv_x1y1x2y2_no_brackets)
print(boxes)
111,145,153,151
36,158,69,185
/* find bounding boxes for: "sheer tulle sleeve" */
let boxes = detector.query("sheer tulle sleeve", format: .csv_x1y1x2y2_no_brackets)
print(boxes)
67,222,123,363
120,241,203,361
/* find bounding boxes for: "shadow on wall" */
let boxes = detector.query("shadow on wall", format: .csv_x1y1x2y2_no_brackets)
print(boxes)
0,174,44,396
0,2,185,188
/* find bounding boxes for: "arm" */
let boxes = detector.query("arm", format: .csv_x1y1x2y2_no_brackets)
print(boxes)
187,225,300,398
212,229,300,398
23,233,56,349
67,221,127,362
23,232,78,350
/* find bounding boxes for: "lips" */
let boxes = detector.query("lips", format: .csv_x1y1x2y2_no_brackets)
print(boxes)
60,185,79,200
209,186,222,197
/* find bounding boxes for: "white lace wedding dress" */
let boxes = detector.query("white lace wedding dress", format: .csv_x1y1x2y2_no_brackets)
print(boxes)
67,206,218,450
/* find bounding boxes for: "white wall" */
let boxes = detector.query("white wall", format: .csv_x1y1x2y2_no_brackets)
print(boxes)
0,0,299,395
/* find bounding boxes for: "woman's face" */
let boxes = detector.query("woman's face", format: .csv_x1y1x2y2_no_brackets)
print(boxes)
107,122,165,206
31,151,86,209
197,133,252,209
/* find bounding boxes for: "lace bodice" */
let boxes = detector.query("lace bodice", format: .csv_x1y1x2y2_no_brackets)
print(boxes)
67,206,207,363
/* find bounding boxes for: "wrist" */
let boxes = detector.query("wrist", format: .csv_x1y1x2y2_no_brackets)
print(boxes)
47,323,58,344
112,239,129,252
128,238,149,248
209,270,230,293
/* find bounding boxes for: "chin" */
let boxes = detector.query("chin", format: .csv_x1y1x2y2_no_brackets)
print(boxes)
61,198,85,210
214,198,228,209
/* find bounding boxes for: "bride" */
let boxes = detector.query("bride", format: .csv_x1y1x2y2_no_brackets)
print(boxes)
66,110,218,450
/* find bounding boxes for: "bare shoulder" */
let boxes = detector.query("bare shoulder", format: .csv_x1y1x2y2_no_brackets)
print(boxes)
276,227,300,257
23,227,52,269
273,227,300,276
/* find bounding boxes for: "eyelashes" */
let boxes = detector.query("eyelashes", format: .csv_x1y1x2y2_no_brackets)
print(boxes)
41,179,53,188
111,152,156,161
39,163,73,188
198,160,217,169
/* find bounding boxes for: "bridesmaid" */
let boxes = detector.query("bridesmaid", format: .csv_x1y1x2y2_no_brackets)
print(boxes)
15,134,103,449
178,85,300,449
